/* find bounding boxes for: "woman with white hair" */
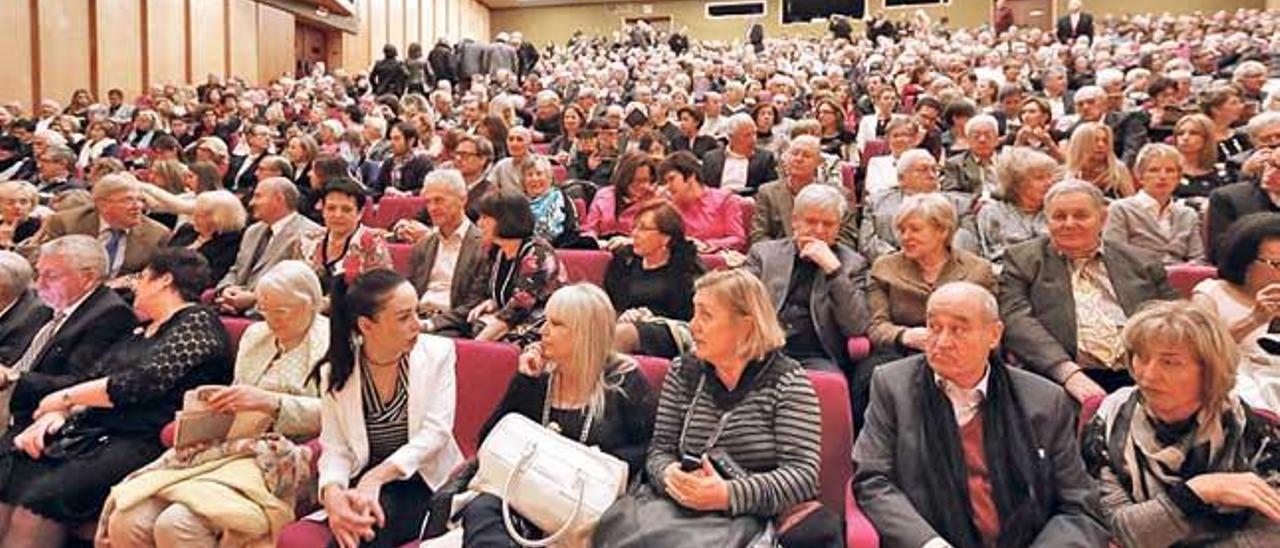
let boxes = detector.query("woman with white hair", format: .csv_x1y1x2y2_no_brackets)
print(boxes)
166,190,247,284
1066,122,1135,199
860,149,978,261
124,109,162,150
976,147,1057,263
1105,143,1205,264
456,283,656,546
518,155,580,247
100,261,327,547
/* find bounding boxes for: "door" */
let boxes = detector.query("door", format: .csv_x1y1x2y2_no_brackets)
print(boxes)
1007,0,1055,32
295,23,330,77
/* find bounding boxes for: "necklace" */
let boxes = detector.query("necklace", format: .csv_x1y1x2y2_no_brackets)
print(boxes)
542,374,594,444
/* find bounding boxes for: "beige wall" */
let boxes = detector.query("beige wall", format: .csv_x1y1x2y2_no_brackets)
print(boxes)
492,0,1263,46
0,0,493,111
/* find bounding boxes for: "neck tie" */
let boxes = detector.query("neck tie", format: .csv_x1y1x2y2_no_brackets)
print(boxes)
104,229,124,276
12,311,67,373
249,226,275,271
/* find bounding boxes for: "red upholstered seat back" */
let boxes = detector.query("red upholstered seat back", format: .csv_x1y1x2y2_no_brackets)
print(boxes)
630,355,852,512
557,249,612,286
1166,264,1217,299
453,339,521,457
219,316,254,356
364,196,428,229
388,242,414,276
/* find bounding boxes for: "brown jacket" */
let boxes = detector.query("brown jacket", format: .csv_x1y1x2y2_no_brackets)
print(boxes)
867,249,996,349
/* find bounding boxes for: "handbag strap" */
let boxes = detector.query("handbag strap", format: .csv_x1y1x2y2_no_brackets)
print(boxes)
542,373,595,445
677,374,734,458
501,443,588,547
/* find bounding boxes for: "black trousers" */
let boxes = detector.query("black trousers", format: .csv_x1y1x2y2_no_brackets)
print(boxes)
459,492,544,548
326,476,433,548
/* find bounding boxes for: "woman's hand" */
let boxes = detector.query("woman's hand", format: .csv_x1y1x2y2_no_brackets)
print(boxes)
1187,472,1280,521
518,342,551,376
618,307,654,324
352,476,388,530
1255,284,1280,317
900,327,930,350
665,458,731,511
204,384,281,414
391,219,432,245
14,411,67,460
322,486,378,548
467,300,497,324
603,236,632,251
35,390,72,419
475,319,510,342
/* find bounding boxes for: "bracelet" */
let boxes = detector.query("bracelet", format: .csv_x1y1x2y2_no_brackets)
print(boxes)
61,390,73,408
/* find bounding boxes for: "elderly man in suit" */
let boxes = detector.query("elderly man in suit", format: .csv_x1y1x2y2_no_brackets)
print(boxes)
399,170,490,337
941,115,1000,195
225,123,273,195
1070,84,1149,167
751,135,857,248
745,183,870,374
0,235,137,432
1056,0,1094,43
854,281,1108,548
700,113,778,195
216,177,320,315
1000,180,1178,403
0,252,50,366
22,174,169,280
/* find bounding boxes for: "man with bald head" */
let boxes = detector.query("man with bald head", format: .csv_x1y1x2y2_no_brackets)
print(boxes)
216,177,319,314
853,282,1108,548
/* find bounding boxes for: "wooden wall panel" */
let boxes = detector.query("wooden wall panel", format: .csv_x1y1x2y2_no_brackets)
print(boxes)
228,0,259,83
388,0,404,54
189,0,226,82
342,0,371,73
145,0,185,86
96,0,143,100
256,4,295,83
38,0,92,106
0,1,34,109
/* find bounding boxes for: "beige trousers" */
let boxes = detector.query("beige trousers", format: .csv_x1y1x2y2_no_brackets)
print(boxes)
106,498,219,548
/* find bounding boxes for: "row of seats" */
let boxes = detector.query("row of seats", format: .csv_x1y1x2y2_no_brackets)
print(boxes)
205,317,879,547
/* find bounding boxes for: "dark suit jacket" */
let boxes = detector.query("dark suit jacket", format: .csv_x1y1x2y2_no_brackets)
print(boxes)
853,356,1109,547
168,225,244,287
700,147,778,193
407,222,490,334
24,205,171,276
1206,181,1280,264
1105,111,1149,167
1056,13,1094,43
0,290,51,366
225,152,266,194
669,135,720,160
372,155,433,196
998,237,1178,382
11,285,137,425
745,238,870,368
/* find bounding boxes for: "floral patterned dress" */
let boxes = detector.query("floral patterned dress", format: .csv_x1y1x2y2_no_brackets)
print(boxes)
299,224,393,291
489,237,565,344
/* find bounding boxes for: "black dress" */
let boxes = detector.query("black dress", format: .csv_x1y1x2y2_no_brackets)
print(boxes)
603,246,702,357
0,306,231,522
168,225,243,286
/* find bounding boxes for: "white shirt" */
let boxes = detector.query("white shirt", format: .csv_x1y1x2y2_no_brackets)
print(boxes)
934,365,991,427
720,149,750,192
864,155,899,196
419,219,470,313
1134,190,1174,233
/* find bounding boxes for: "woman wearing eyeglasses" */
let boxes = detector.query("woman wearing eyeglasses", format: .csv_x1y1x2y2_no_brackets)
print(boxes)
1192,212,1280,412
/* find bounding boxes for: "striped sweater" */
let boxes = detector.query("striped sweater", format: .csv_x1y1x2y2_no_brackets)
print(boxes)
645,350,822,517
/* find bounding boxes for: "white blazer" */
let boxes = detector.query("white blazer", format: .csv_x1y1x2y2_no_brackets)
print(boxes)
317,334,465,492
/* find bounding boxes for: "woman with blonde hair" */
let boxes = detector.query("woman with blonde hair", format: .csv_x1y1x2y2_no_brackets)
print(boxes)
100,260,327,547
458,284,657,546
166,190,247,285
596,268,828,546
1173,114,1227,201
1082,300,1280,547
1066,122,1135,199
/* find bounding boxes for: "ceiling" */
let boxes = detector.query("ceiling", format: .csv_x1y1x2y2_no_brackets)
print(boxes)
480,0,649,10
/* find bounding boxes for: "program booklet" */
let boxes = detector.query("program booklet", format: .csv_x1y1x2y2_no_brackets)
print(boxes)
173,386,274,448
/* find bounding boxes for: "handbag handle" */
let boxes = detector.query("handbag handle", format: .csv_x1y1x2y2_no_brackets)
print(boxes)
501,443,587,547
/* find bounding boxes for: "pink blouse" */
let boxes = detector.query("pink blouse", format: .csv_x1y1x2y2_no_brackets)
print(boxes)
582,186,645,238
675,187,747,252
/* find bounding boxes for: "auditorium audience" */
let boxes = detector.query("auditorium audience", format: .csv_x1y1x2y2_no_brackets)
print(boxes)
607,201,704,358
1208,119,1280,264
31,144,81,199
1008,97,1065,162
745,183,870,373
862,115,924,196
1000,180,1178,401
699,113,778,194
976,147,1056,264
861,149,978,261
0,249,230,548
405,169,490,337
298,269,463,548
0,181,41,250
1104,143,1205,264
669,106,718,160
488,126,533,190
1082,300,1280,546
582,150,659,244
299,178,392,291
1193,213,1280,412
284,135,319,192
459,284,656,546
1173,114,1226,202
854,282,1109,547
372,122,433,197
216,177,321,315
226,123,273,194
751,135,857,248
166,189,246,286
101,261,326,547
469,190,565,343
658,151,746,253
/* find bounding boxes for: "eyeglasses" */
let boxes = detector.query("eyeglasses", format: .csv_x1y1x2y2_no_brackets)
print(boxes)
1257,258,1280,270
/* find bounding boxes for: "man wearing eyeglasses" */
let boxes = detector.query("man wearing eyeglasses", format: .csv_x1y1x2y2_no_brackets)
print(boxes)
1208,112,1280,264
21,174,170,280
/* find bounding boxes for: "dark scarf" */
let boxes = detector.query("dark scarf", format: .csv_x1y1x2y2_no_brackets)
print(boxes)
915,357,1054,548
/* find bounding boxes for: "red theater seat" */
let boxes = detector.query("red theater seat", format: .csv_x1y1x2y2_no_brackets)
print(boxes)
557,249,612,285
1166,263,1217,298
388,242,414,275
364,196,428,229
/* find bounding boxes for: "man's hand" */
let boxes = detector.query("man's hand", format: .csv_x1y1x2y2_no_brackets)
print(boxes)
797,237,841,274
392,219,432,245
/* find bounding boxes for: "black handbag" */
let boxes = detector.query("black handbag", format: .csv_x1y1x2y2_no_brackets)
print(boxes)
592,483,768,548
41,417,111,461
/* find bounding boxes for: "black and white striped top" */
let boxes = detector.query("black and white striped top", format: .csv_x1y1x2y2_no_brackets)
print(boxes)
361,359,410,465
646,351,822,516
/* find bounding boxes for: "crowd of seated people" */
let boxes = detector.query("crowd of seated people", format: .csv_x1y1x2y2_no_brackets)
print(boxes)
1,6,1280,547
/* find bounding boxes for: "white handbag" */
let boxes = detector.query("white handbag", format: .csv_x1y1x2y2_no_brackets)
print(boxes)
469,412,629,548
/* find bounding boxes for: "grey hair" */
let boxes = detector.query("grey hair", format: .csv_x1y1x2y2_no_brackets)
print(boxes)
34,130,67,148
1133,143,1182,177
929,281,1000,322
893,192,958,243
993,147,1060,202
965,114,998,135
1096,69,1125,89
364,115,388,138
422,168,467,198
724,113,756,135
257,176,301,209
1246,112,1280,141
0,250,33,299
1073,85,1106,104
39,234,108,280
45,144,76,168
1234,60,1268,80
254,260,323,313
789,134,821,154
1044,178,1107,211
793,183,846,219
194,190,248,233
92,173,138,201
896,149,937,177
